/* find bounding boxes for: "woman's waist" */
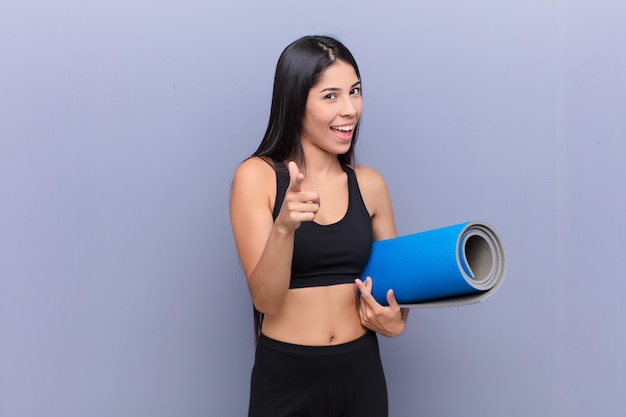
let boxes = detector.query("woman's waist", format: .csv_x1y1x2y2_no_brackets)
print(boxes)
258,329,376,354
261,284,365,346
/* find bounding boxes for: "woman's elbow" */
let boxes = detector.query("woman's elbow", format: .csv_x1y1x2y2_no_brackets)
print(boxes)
247,273,289,315
251,291,285,316
253,300,280,316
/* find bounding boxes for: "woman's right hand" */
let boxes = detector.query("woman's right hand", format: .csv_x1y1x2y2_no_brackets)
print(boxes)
275,161,320,232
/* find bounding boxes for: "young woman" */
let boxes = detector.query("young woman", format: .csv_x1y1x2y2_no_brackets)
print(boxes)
230,35,409,417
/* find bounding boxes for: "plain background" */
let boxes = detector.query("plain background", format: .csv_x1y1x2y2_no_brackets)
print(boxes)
1,1,625,416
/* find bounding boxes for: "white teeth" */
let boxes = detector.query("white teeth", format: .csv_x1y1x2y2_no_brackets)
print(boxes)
332,125,354,131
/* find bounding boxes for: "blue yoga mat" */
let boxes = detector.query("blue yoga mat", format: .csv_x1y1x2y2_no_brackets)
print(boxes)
361,221,506,308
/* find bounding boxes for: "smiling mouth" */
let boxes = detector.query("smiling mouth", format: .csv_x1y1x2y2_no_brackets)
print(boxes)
331,124,355,132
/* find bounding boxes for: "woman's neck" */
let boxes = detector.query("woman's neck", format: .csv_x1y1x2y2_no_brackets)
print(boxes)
299,144,343,177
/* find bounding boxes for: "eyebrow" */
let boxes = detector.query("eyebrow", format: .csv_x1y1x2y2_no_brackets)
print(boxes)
319,81,361,93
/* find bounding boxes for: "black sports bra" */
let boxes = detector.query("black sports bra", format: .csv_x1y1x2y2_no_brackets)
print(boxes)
272,161,373,288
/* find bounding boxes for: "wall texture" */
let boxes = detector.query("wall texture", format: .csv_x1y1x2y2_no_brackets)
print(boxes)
1,1,624,416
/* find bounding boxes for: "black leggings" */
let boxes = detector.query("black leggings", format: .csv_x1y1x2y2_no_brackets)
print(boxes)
248,330,388,417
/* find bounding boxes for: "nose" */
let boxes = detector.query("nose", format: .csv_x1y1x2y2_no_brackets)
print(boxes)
340,96,359,117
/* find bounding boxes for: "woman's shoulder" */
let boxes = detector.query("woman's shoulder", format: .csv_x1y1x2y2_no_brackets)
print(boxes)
232,156,278,193
350,164,388,191
234,156,275,180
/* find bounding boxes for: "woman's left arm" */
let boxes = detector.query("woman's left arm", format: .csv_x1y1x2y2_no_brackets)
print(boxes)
354,166,409,337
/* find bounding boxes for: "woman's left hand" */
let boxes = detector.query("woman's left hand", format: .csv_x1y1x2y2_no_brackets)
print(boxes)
355,277,409,337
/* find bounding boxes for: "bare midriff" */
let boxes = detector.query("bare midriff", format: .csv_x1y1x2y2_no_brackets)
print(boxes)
261,283,367,346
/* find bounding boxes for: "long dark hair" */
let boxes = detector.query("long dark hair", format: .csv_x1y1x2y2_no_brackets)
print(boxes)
251,35,362,338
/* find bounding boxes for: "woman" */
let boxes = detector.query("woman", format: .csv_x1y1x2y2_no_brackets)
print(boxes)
230,35,409,417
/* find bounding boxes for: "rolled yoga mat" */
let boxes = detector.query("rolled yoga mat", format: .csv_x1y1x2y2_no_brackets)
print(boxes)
361,221,506,308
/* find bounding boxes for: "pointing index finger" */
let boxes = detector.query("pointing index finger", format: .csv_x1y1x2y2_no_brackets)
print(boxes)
287,161,304,192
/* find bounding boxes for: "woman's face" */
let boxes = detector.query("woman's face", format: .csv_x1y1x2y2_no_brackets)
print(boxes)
300,60,362,157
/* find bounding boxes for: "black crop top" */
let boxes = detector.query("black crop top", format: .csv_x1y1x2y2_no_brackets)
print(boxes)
272,161,373,289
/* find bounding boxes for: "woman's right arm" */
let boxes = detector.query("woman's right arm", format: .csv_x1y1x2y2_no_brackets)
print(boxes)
229,158,319,315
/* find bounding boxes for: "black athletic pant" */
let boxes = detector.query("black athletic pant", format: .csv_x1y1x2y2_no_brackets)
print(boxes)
248,330,388,417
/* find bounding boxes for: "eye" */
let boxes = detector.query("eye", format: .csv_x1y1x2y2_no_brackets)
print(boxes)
350,87,361,96
324,93,337,100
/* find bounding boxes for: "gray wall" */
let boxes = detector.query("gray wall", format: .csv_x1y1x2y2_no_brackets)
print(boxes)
1,1,624,416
